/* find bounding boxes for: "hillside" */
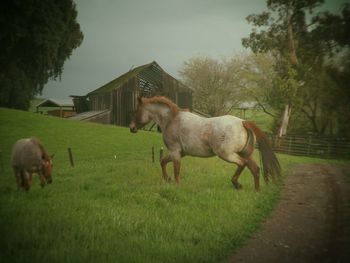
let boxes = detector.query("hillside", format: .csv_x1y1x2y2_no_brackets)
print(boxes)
0,108,283,262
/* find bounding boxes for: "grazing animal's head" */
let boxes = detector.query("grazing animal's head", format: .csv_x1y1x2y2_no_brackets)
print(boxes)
129,97,152,133
41,154,54,184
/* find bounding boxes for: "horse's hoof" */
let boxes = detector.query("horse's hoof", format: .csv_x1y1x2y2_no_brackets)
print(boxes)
232,182,242,190
163,177,172,182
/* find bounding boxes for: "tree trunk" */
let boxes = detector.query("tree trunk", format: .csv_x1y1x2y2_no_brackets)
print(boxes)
278,104,292,137
277,0,298,137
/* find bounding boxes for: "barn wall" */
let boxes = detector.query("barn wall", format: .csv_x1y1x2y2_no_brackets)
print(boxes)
88,63,192,127
89,92,112,111
161,73,192,110
111,76,138,127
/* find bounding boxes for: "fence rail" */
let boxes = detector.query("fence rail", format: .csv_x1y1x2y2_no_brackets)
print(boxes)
267,134,350,159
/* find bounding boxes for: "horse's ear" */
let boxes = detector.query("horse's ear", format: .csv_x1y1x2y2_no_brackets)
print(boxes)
137,96,143,104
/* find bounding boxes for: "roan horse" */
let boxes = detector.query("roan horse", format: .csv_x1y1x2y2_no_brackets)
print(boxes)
129,96,281,191
11,137,54,191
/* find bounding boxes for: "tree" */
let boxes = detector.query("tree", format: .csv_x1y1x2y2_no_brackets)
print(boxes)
179,53,278,118
231,52,277,117
179,57,242,116
298,3,350,136
242,0,324,136
311,3,350,51
0,0,83,110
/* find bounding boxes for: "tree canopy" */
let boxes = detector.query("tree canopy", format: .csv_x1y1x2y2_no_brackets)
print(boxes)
242,0,350,137
0,0,83,110
179,53,276,117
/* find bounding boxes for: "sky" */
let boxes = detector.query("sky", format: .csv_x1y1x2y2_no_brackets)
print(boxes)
42,0,348,99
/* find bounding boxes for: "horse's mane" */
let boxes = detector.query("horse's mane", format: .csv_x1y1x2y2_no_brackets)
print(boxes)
143,96,180,115
30,137,50,160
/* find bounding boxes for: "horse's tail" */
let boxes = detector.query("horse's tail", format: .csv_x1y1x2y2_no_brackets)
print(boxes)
243,121,281,181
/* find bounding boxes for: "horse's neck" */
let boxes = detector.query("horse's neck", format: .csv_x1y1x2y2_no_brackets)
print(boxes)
147,103,173,130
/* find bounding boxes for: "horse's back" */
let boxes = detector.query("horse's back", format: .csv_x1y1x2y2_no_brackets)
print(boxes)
11,138,42,172
208,115,248,152
175,112,247,156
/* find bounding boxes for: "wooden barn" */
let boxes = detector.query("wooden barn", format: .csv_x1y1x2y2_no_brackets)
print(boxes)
72,61,192,126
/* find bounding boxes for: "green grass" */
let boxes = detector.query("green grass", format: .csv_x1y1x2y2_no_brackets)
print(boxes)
0,107,344,263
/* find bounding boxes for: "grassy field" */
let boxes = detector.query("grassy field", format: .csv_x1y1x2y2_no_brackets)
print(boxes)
0,108,341,263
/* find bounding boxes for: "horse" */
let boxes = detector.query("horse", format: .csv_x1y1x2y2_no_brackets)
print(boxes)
129,96,281,191
11,137,54,191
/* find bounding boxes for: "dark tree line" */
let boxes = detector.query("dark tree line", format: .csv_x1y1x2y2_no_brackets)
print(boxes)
0,0,83,110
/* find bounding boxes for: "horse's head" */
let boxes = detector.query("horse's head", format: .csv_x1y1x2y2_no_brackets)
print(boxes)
129,97,152,133
41,154,54,184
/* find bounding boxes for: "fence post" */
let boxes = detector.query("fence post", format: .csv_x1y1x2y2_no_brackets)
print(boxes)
159,147,164,162
68,148,74,167
152,146,155,163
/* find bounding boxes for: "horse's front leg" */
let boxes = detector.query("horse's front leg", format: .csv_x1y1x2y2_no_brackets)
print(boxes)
160,155,172,182
38,171,46,188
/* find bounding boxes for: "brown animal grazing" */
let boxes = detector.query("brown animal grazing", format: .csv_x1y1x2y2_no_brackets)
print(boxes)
11,138,54,191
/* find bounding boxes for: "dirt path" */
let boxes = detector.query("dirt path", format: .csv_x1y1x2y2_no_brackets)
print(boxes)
227,164,350,263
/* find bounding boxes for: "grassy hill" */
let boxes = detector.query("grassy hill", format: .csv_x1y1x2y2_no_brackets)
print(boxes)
1,108,287,262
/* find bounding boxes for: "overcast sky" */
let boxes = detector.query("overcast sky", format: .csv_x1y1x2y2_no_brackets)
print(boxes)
42,0,347,99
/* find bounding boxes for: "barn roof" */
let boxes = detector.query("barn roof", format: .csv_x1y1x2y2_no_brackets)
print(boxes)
88,61,162,95
69,110,110,121
36,98,74,108
87,61,191,96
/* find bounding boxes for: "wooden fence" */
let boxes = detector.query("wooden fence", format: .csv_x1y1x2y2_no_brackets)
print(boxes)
267,134,350,159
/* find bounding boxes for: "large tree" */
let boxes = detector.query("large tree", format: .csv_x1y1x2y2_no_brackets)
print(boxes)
243,0,350,137
0,0,83,110
242,0,324,136
179,53,277,118
179,56,242,116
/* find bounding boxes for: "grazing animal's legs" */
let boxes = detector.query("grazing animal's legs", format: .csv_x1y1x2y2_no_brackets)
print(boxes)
14,168,22,190
246,157,260,192
28,173,33,186
161,155,172,181
38,171,46,188
21,170,30,191
231,164,246,189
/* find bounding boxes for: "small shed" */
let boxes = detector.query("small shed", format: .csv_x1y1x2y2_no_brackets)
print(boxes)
36,98,75,118
72,61,193,126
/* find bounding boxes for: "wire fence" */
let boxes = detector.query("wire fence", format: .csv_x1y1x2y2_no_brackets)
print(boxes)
63,147,165,168
267,134,350,159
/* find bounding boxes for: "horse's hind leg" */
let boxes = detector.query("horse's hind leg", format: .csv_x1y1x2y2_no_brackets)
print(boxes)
231,164,246,190
246,157,260,192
